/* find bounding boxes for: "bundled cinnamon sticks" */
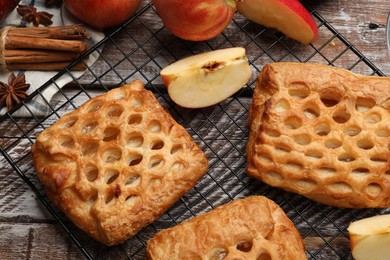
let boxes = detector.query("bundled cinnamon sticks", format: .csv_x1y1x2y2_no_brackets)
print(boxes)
0,24,90,71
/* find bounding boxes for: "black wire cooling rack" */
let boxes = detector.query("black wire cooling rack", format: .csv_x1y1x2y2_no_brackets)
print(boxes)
0,1,388,259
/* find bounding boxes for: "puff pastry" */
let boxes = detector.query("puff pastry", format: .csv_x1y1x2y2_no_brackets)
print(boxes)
31,80,208,245
247,62,390,208
146,196,306,260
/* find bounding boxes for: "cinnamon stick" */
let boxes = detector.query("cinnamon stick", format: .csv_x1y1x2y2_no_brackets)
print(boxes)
0,25,91,71
6,61,88,71
5,36,89,52
5,25,90,40
4,49,81,63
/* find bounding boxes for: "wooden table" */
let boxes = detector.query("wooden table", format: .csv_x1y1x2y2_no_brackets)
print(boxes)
1,1,390,259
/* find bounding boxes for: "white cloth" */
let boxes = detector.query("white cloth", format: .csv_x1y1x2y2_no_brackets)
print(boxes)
0,0,104,117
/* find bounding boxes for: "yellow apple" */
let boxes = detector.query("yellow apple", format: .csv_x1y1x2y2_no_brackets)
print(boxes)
160,47,252,108
348,214,390,260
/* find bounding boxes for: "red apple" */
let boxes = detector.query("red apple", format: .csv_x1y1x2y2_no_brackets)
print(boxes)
64,0,141,29
0,0,19,23
153,0,237,41
237,0,318,44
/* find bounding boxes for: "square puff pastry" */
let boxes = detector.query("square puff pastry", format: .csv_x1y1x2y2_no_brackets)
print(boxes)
31,80,208,245
147,196,306,260
247,62,390,208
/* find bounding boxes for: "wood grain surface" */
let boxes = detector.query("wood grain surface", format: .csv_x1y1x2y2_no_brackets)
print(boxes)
1,0,390,259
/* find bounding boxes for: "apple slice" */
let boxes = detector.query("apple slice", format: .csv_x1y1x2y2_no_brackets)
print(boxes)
237,0,318,44
161,47,252,108
348,214,390,260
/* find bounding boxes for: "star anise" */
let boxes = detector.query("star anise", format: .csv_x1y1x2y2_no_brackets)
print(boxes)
44,0,63,8
0,73,31,111
17,5,53,26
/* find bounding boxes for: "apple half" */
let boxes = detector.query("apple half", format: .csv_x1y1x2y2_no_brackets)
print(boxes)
348,214,390,260
161,47,252,108
237,0,318,44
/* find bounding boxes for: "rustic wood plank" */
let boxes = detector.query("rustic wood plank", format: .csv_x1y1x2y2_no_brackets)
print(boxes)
307,0,390,75
1,1,390,259
0,223,86,259
0,222,353,260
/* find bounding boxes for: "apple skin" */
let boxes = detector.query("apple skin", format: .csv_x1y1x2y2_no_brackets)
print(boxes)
64,0,141,29
153,0,236,41
0,0,20,23
237,0,318,44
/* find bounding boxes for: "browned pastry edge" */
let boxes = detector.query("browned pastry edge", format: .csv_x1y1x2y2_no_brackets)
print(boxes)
31,80,209,245
246,62,390,208
146,196,307,260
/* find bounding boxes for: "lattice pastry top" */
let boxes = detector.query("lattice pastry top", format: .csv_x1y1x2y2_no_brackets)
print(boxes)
247,62,390,208
146,196,306,259
31,80,208,245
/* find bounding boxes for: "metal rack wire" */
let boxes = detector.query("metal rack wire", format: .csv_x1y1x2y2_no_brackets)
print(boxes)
0,2,388,259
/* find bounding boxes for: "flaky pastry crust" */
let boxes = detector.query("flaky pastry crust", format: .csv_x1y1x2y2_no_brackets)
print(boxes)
247,62,390,208
146,196,306,260
31,80,208,245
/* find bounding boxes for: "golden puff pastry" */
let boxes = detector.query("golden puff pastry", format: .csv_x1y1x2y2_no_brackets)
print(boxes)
147,196,307,260
31,80,208,245
247,62,390,208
